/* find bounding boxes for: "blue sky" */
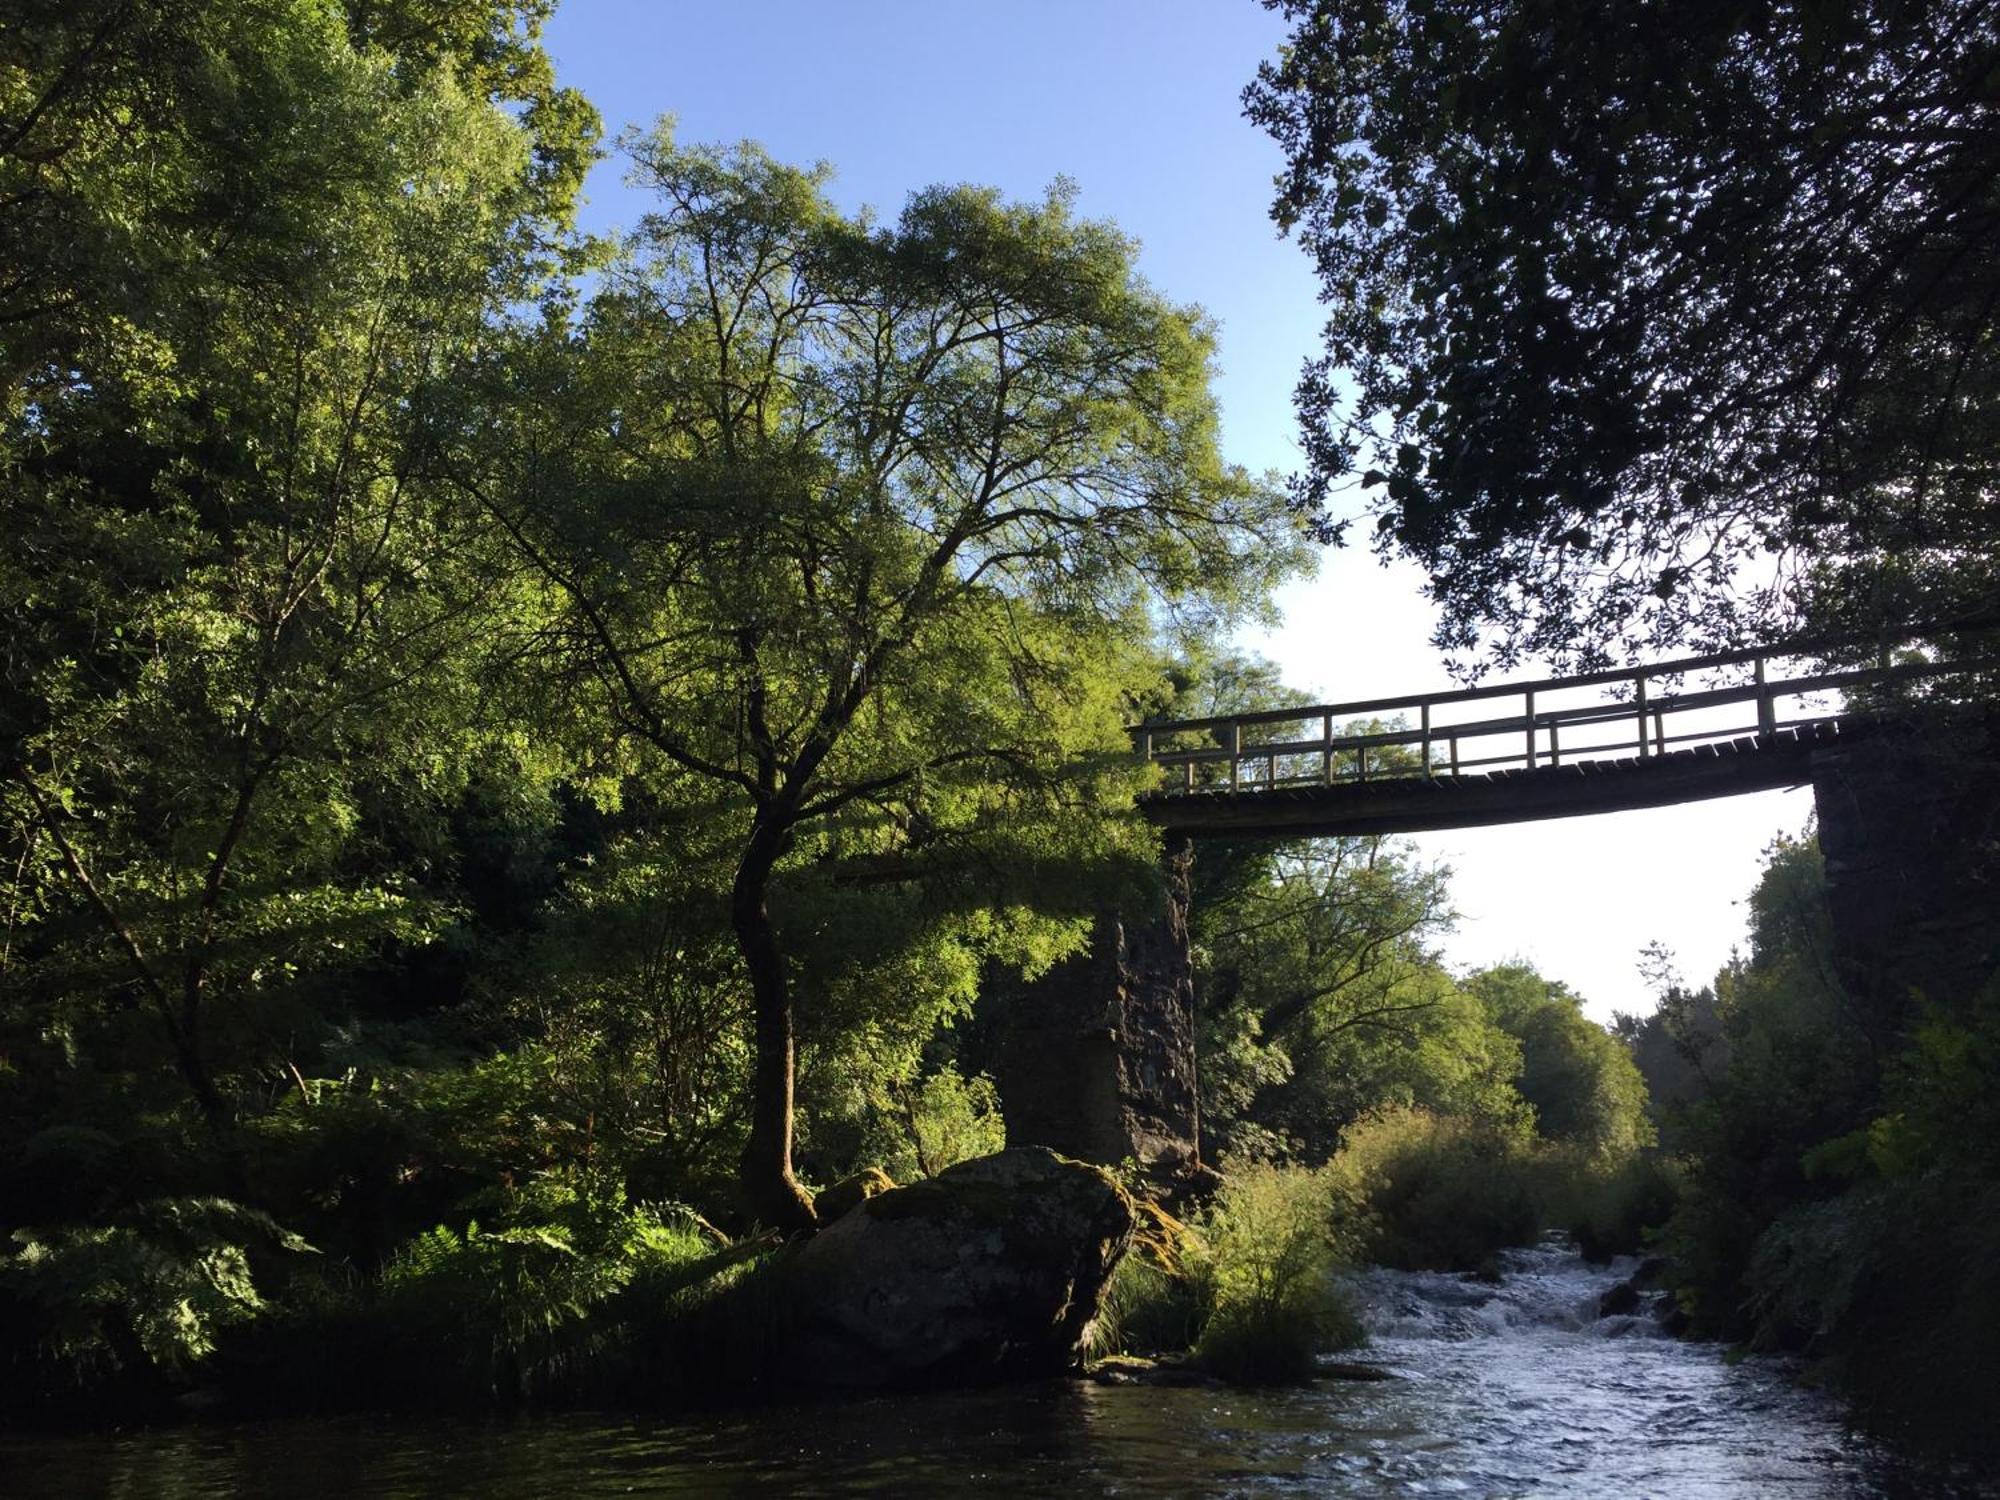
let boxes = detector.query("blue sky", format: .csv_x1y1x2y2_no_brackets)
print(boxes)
541,0,1812,1019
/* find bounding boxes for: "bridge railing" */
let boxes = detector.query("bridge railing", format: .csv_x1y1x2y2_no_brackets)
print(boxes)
1134,631,2000,797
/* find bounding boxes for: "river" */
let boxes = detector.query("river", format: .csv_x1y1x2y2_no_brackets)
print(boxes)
2,1238,1987,1498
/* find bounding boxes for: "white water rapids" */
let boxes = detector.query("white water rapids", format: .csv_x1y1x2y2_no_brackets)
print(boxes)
1325,1235,1932,1497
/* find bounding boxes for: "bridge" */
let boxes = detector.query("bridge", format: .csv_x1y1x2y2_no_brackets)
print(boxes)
1132,632,2000,839
996,625,2000,1186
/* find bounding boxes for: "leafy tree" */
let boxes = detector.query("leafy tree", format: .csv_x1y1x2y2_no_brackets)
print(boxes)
456,128,1303,1227
1613,944,1732,1150
1247,0,2000,665
1199,839,1524,1158
1467,963,1654,1156
0,2,596,1136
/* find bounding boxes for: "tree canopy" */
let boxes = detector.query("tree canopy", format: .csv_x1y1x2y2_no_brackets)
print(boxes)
1,0,598,1138
1247,0,2000,667
454,127,1304,1225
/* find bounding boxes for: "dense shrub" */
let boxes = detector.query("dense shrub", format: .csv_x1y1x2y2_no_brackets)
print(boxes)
1547,1151,1680,1262
0,1199,313,1414
1742,1175,2000,1453
234,1181,745,1411
1330,1107,1540,1270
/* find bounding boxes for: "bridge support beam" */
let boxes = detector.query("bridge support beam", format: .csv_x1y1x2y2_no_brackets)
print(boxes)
989,836,1206,1188
1811,713,2000,1036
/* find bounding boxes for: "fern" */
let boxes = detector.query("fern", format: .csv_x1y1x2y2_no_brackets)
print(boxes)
1,1197,313,1387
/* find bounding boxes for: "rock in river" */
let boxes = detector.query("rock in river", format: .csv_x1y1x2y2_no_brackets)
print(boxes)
783,1147,1135,1387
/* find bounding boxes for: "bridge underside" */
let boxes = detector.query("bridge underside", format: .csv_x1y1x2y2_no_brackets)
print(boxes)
1146,721,1854,840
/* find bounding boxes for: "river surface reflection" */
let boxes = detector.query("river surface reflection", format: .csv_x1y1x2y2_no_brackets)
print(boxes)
3,1241,1988,1498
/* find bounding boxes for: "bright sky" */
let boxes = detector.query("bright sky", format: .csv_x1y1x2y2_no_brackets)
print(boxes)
542,0,1814,1022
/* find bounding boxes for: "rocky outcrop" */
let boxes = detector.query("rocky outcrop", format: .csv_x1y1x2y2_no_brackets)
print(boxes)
812,1167,895,1224
1597,1281,1642,1318
781,1148,1135,1387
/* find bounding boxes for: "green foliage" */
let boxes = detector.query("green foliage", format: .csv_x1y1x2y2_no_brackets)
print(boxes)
1546,1151,1681,1264
1196,829,1526,1162
1612,961,1731,1154
882,1066,1008,1182
451,123,1305,1223
0,1198,310,1399
1660,829,2000,1458
256,1180,736,1410
1187,1163,1366,1382
1467,965,1655,1158
1,0,598,1139
1088,1197,1202,1358
1249,0,2000,660
1091,1168,1365,1384
1329,1107,1537,1271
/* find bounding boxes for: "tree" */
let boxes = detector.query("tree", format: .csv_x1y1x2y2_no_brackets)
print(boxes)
1247,0,2000,667
1613,944,1731,1149
1467,964,1653,1156
0,2,596,1139
458,128,1303,1229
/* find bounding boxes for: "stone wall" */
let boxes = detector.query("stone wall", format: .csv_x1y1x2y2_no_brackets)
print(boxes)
989,839,1202,1181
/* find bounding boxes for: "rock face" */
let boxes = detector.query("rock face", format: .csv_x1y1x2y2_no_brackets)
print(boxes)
782,1147,1135,1387
991,838,1204,1182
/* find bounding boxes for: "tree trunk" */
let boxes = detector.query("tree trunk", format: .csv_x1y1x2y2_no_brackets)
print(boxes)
731,813,818,1235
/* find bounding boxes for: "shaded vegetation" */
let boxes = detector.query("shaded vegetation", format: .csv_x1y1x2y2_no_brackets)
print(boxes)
1660,832,2000,1458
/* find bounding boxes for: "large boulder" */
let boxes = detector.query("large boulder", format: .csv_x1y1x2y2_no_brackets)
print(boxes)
782,1147,1134,1387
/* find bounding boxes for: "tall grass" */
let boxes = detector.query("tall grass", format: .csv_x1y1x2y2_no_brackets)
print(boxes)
1189,1163,1366,1381
1092,1164,1365,1383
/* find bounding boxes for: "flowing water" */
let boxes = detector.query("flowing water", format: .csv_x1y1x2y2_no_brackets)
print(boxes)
3,1238,1988,1498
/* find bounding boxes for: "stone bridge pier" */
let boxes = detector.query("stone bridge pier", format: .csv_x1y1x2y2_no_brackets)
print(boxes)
988,836,1206,1186
1810,712,2000,1032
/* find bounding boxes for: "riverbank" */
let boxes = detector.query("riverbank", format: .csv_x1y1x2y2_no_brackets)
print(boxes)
4,1239,1986,1499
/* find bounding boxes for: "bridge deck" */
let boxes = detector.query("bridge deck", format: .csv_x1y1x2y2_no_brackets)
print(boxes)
1146,721,1844,838
1132,628,1997,841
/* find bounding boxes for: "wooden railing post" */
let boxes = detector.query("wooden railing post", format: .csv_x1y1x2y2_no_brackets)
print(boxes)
1421,703,1434,778
1228,722,1241,793
1755,656,1776,737
1322,711,1334,785
1524,689,1538,769
1635,674,1649,758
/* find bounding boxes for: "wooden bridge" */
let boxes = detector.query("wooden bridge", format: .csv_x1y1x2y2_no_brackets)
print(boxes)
1134,631,2000,839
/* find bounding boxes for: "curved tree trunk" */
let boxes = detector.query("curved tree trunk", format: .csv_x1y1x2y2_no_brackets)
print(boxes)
731,814,818,1235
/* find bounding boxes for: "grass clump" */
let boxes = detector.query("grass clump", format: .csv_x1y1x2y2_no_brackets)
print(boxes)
1091,1199,1204,1357
1188,1162,1365,1382
1092,1164,1364,1384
